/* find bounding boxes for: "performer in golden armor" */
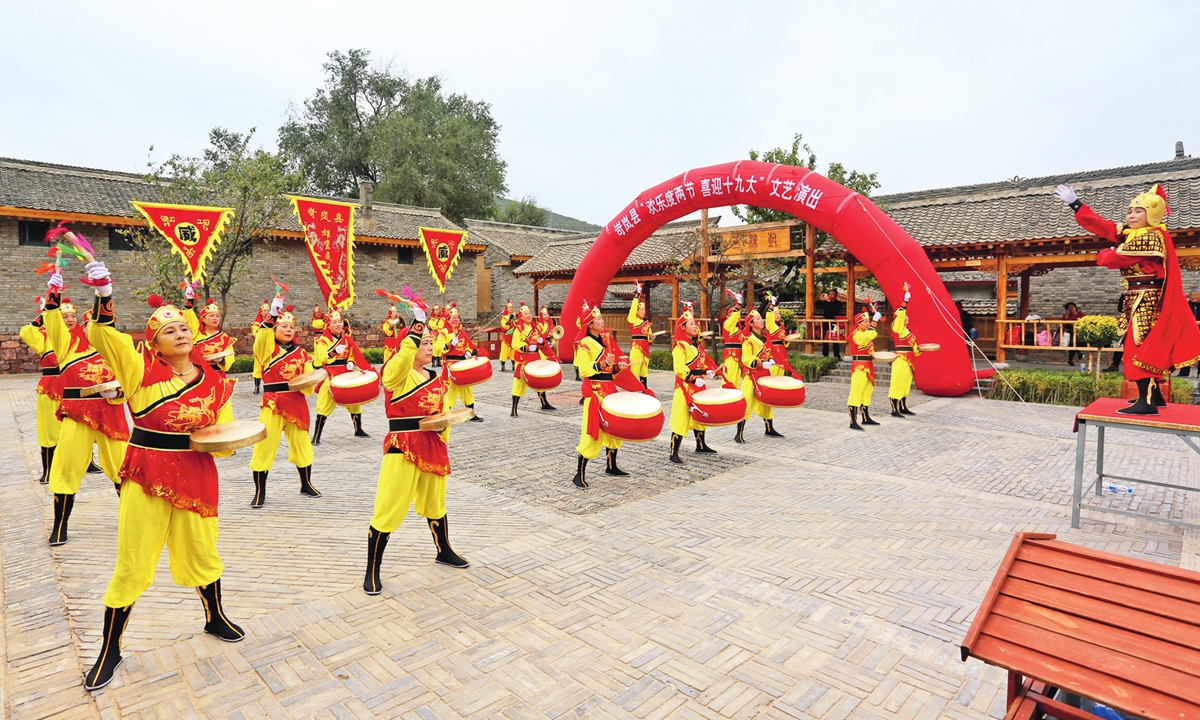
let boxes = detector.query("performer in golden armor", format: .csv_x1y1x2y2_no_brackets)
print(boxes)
626,284,653,387
736,307,785,442
498,300,515,372
247,297,321,506
182,290,236,424
436,303,486,421
363,300,469,596
311,305,373,444
509,303,557,416
721,290,746,389
670,303,722,463
20,296,63,484
847,306,883,430
888,286,919,418
251,299,269,394
77,258,243,691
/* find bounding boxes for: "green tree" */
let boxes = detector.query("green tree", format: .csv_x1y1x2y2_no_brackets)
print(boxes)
279,49,508,224
495,195,548,227
125,128,303,325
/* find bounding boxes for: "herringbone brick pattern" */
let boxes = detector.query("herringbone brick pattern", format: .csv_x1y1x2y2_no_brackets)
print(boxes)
0,368,1192,719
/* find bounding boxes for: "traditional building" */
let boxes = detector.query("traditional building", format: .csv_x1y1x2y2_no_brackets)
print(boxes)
464,218,580,321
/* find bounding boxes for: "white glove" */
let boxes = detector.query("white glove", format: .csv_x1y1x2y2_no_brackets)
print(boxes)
904,291,912,302
334,343,346,354
389,317,399,326
872,312,882,322
634,281,642,295
450,338,459,347
346,361,356,372
270,297,284,316
693,378,707,388
763,359,775,369
47,272,63,289
412,305,427,322
734,292,743,305
705,369,716,379
100,389,119,399
464,351,472,359
528,344,538,352
85,260,113,297
1054,184,1078,205
183,285,196,300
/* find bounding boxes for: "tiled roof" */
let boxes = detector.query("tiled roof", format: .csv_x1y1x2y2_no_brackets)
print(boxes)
0,157,467,242
515,217,720,277
826,156,1200,252
464,218,579,258
957,297,1019,316
940,271,999,283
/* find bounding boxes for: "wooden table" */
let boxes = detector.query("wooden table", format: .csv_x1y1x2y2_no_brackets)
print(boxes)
1072,396,1200,530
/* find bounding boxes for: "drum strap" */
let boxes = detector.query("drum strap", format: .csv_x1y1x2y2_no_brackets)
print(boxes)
445,354,467,361
130,427,191,451
631,335,648,341
894,346,913,352
61,388,97,399
262,382,291,393
590,372,614,381
852,355,874,361
388,418,423,433
41,367,59,376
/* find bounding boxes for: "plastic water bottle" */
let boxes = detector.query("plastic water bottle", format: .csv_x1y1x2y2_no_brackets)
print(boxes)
1106,484,1134,494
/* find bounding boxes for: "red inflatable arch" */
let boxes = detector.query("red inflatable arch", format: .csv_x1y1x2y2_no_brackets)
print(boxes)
562,160,989,397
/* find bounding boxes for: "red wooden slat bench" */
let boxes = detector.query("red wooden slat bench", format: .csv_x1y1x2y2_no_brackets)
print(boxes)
962,532,1200,720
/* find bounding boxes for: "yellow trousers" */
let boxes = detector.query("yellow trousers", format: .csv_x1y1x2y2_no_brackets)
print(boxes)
629,346,649,380
49,418,128,494
722,356,742,389
511,376,529,397
370,454,447,533
577,397,622,458
444,382,475,410
499,342,512,363
103,480,222,608
848,366,875,407
249,409,314,472
36,393,62,447
252,358,262,379
315,381,363,416
888,356,914,400
670,387,702,436
741,376,774,421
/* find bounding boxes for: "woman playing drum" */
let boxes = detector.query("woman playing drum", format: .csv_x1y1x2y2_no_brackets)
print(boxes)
734,307,785,443
720,290,746,388
381,303,407,363
627,283,653,387
77,257,244,691
509,303,557,416
183,293,236,424
311,305,374,444
363,301,469,596
435,303,486,422
250,299,269,394
669,303,724,463
847,306,883,430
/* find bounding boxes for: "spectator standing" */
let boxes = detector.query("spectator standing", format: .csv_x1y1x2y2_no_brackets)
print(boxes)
1062,302,1085,365
818,290,842,357
956,301,975,341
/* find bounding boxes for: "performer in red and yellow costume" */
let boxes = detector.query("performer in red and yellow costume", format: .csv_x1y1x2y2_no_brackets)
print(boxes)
182,292,236,425
627,283,653,387
381,303,406,363
736,307,786,442
764,296,797,378
363,301,469,596
536,305,556,351
572,301,654,487
427,305,444,366
847,306,883,430
251,300,269,395
1056,183,1200,414
670,303,724,463
311,303,326,334
509,303,557,416
78,258,244,692
721,290,746,389
20,297,64,484
888,286,919,418
436,303,486,422
498,300,515,372
41,277,130,546
311,305,374,444
248,297,321,506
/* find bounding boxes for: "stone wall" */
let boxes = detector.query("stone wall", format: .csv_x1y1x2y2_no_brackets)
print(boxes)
1027,265,1200,319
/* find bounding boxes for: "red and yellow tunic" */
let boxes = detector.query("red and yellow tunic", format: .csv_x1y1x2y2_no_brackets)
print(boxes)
721,308,744,363
577,332,638,440
764,313,795,375
382,314,407,363
436,326,479,364
314,328,371,383
89,295,235,517
511,320,545,376
740,331,774,381
382,334,450,475
183,304,236,377
255,317,314,430
536,315,557,357
42,289,129,440
500,312,514,351
851,327,878,384
627,300,652,359
20,321,63,400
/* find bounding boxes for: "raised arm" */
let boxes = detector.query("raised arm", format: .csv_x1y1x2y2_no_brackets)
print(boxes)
87,294,144,391
383,334,419,391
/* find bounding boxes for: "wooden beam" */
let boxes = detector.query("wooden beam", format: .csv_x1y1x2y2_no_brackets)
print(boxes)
805,223,816,354
699,209,710,322
1019,269,1032,319
846,255,856,319
996,253,1008,364
0,207,143,227
671,277,679,321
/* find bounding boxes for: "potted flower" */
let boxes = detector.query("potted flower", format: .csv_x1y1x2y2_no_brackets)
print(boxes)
1073,315,1121,379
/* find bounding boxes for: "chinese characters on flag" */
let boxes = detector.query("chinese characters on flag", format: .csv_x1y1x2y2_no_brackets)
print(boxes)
131,201,234,283
418,227,468,293
287,196,357,309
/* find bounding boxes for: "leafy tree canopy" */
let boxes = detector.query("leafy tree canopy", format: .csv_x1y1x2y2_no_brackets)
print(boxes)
494,195,548,227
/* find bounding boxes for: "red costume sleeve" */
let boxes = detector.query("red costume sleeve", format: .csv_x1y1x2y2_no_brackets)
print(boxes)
1074,203,1121,243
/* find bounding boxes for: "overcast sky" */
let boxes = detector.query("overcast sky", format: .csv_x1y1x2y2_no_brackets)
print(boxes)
3,1,1197,226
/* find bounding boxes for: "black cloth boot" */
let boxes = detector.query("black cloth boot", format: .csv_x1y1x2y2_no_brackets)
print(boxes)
890,399,905,418
40,446,53,484
849,407,863,431
311,414,328,445
764,419,784,438
900,398,916,415
428,515,470,568
498,361,505,372
695,430,717,453
735,420,746,444
641,377,649,388
669,433,685,464
352,413,370,437
87,456,102,474
298,465,321,497
1118,378,1158,415
605,448,630,476
363,526,390,595
250,471,267,508
84,604,132,691
253,377,261,394
510,395,520,417
197,579,245,642
571,454,589,488
50,492,74,546
468,403,484,422
538,392,556,411
860,406,880,426
1152,380,1168,407
574,367,581,382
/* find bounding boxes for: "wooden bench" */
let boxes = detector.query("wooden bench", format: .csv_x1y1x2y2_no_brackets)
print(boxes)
961,532,1200,720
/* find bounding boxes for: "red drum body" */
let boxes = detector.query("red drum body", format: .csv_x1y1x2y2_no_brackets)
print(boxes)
689,388,746,427
329,369,381,405
449,357,493,387
523,360,562,391
754,375,806,408
599,392,664,442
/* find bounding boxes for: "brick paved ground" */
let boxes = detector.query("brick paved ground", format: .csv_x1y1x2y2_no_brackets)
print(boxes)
1,366,1196,719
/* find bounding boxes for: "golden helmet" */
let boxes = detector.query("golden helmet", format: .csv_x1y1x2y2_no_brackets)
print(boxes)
1129,184,1170,227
